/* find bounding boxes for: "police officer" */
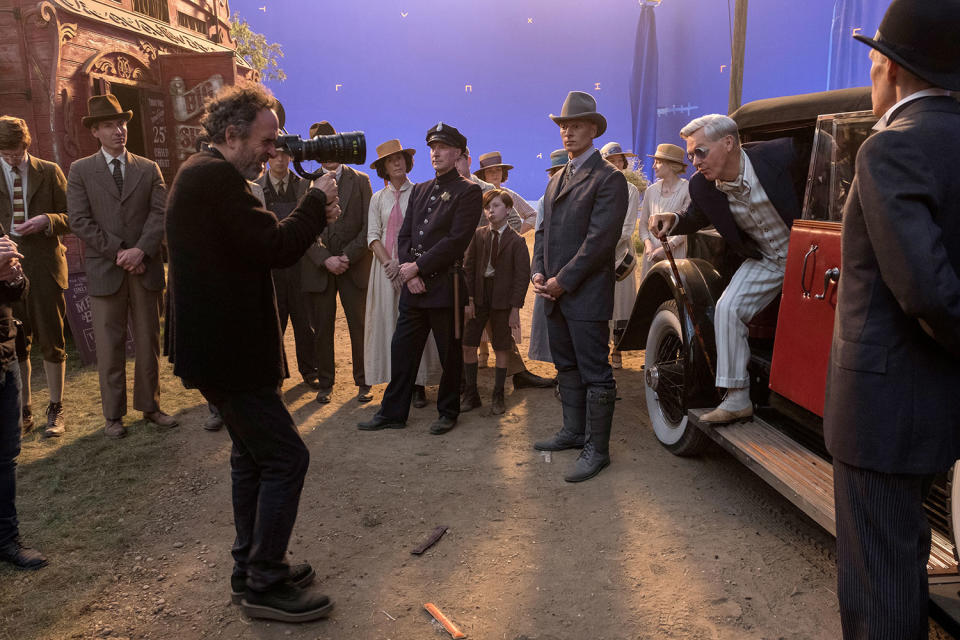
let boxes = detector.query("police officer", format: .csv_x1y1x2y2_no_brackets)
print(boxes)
358,123,482,434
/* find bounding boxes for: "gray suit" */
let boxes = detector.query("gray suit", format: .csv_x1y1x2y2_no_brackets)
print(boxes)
67,150,166,419
824,96,960,638
301,164,372,390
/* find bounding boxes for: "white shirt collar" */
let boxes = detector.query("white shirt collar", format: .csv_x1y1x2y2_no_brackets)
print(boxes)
389,178,413,192
269,171,288,190
491,221,508,235
568,148,597,174
873,88,952,132
101,147,126,166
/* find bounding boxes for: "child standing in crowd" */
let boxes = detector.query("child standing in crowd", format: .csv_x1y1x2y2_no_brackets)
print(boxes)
461,189,530,415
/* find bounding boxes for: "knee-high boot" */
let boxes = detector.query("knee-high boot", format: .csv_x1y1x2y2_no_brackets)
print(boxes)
564,386,615,482
533,369,585,451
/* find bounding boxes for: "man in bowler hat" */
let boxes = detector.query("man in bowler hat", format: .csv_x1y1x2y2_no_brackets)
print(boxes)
822,1,960,636
358,123,482,435
532,91,628,482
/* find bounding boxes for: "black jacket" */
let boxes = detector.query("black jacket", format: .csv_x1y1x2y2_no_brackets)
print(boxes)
673,138,806,260
0,276,27,366
165,148,328,391
824,96,960,474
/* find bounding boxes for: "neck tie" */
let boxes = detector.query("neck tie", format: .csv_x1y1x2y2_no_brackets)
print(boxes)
490,229,500,269
111,158,123,194
385,186,403,260
11,166,25,230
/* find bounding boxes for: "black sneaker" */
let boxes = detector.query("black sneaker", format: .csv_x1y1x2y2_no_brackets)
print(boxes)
230,562,315,605
0,537,48,570
241,581,334,623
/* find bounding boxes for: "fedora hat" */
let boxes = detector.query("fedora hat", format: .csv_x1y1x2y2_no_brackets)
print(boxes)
474,151,513,177
81,94,133,128
647,143,687,170
600,142,638,160
546,148,568,172
369,139,416,169
854,0,960,90
550,91,607,137
309,121,336,137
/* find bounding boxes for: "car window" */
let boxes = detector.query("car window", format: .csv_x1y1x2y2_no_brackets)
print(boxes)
802,111,876,222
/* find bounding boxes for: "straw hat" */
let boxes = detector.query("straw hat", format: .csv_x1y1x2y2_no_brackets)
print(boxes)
309,121,336,137
600,141,638,160
474,151,513,178
369,139,416,170
81,94,133,128
647,143,687,170
549,91,607,137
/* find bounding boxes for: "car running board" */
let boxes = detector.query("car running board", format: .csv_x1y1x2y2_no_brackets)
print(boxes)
688,408,958,575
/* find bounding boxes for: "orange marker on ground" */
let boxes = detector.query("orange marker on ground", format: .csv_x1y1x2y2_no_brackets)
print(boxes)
423,602,466,639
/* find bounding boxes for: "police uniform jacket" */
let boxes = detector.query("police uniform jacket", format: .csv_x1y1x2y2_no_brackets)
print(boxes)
398,167,482,308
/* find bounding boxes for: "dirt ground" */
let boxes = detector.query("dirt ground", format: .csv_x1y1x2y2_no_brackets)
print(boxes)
3,249,954,639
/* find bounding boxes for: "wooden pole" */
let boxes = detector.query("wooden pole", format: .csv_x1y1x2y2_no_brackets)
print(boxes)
728,0,748,114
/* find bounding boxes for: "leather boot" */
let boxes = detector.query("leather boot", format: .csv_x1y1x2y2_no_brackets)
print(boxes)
564,387,615,483
533,371,585,451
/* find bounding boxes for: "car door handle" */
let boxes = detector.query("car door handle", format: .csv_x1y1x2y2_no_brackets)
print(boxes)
800,244,818,298
814,267,840,300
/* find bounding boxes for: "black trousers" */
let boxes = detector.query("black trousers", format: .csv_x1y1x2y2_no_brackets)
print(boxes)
311,273,366,390
273,265,317,378
200,385,309,591
833,459,935,640
378,303,462,422
546,309,615,390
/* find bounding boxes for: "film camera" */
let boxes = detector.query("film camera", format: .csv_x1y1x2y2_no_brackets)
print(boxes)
275,131,366,180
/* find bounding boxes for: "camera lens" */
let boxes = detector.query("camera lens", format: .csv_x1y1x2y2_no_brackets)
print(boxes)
278,132,366,165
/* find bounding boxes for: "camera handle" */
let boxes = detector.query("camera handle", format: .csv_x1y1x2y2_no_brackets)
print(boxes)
292,160,324,182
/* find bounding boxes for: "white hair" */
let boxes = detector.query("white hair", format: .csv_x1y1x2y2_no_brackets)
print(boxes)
680,114,740,145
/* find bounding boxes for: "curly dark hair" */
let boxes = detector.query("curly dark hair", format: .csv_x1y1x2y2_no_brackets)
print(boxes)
200,83,277,144
374,151,414,180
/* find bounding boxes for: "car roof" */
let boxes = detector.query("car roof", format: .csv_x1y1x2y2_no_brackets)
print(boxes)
731,87,872,133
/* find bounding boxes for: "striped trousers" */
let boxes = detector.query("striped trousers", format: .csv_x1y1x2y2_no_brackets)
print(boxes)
834,460,934,640
714,257,785,388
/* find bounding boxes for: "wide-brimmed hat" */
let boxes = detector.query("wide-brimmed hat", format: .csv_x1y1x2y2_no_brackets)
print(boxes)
546,148,568,172
647,143,687,170
81,94,133,128
425,122,467,150
474,151,513,177
550,91,607,137
600,142,638,160
309,121,336,137
369,139,416,169
854,0,960,91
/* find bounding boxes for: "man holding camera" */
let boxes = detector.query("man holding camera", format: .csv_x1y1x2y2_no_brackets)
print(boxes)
165,84,339,623
358,123,482,434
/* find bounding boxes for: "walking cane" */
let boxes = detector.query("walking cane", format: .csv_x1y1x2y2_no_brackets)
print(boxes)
659,236,716,380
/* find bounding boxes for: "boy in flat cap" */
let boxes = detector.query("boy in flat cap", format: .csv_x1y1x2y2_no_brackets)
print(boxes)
359,123,482,435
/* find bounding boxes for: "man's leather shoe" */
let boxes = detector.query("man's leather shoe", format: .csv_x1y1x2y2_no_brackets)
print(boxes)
144,410,179,428
21,407,34,435
460,389,482,412
0,538,48,570
412,385,428,408
357,386,373,403
231,562,315,605
491,389,505,415
44,402,65,438
104,419,126,439
357,415,406,431
700,405,753,425
302,375,321,390
429,416,457,435
203,411,224,431
241,581,334,622
316,389,332,404
512,370,556,389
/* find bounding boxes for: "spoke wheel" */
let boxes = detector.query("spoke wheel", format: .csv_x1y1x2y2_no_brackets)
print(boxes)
644,300,710,456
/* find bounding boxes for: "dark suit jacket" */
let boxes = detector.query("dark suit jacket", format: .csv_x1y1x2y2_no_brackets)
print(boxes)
673,138,805,259
532,149,628,321
165,148,329,391
67,150,166,295
464,225,530,309
302,165,372,291
399,167,482,309
0,155,70,289
256,170,308,214
824,96,960,475
0,277,27,366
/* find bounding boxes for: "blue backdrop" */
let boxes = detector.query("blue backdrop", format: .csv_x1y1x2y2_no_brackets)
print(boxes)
230,0,885,199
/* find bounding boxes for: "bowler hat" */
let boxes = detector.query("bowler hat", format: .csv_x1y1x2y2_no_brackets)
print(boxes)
550,91,607,137
854,0,960,90
81,94,133,128
369,139,416,170
309,121,336,137
546,148,568,172
474,151,513,178
647,143,687,170
425,122,467,151
600,141,638,160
